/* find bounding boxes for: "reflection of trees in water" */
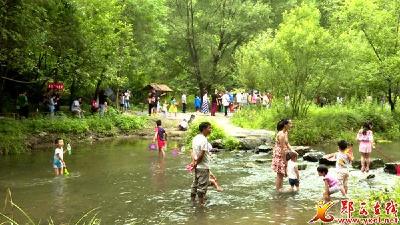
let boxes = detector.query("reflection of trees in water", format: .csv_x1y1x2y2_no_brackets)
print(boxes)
150,158,166,191
52,177,67,215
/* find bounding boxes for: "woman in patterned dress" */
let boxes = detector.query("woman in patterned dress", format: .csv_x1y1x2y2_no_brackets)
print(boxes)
201,91,209,114
357,122,374,173
271,119,296,192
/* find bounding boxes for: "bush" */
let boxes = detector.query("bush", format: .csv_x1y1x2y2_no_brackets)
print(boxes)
232,103,400,145
185,119,239,150
0,114,148,154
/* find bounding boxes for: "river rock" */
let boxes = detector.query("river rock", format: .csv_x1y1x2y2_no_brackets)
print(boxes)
303,152,325,162
255,144,273,154
244,162,258,168
352,158,385,170
319,157,336,166
38,132,48,137
292,146,311,156
298,164,307,170
384,162,400,174
255,159,271,164
238,138,267,150
211,139,225,149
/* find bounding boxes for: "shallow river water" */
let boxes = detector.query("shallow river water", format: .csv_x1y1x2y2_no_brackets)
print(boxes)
0,139,399,224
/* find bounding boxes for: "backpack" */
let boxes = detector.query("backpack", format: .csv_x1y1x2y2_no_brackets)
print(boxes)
157,127,166,141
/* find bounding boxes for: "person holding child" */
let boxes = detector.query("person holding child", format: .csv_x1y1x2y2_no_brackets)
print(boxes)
190,122,212,206
271,119,298,192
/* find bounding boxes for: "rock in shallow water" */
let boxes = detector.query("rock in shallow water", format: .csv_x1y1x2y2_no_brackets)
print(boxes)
238,138,267,150
255,159,271,164
292,146,311,156
211,139,224,149
298,164,307,170
319,157,336,166
256,144,273,154
384,162,400,174
303,152,325,162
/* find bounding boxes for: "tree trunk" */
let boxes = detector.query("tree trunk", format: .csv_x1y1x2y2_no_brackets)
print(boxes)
388,82,396,112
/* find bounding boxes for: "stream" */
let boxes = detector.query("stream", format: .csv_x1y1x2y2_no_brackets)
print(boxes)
0,139,399,224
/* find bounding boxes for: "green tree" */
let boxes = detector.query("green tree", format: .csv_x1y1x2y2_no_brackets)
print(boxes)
165,0,271,96
334,0,400,111
236,3,346,117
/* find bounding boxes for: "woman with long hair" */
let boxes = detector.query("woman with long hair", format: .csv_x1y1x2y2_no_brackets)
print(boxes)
271,119,296,192
357,122,374,173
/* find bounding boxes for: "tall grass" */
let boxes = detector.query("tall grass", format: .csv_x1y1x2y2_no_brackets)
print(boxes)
1,189,101,225
232,103,400,145
0,111,148,154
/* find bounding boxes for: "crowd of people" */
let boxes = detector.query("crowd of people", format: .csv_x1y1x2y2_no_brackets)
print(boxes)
147,88,275,117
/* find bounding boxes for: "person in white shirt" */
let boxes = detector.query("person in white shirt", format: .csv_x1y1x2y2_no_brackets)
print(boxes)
287,151,300,192
53,138,67,176
236,92,243,110
222,91,230,117
182,93,187,113
191,122,212,206
71,97,83,118
178,119,189,131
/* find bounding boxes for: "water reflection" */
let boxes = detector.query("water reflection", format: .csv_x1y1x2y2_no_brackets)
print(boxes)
151,157,166,191
52,176,66,214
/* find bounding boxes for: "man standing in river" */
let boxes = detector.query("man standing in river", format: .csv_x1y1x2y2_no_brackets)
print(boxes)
191,122,212,206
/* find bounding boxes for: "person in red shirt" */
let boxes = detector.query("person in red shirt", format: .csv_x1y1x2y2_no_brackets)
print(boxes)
153,120,167,158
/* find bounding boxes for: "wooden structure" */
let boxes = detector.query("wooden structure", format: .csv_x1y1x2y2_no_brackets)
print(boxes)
144,83,173,93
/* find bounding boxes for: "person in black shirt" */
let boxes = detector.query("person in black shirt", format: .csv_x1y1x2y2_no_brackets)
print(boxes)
211,90,218,116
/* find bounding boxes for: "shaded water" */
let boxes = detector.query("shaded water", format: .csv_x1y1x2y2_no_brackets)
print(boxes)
0,139,399,224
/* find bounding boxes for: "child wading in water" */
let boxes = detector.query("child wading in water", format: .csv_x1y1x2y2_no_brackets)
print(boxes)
287,152,300,192
357,122,375,173
53,138,67,176
324,140,353,194
317,165,346,202
153,120,167,158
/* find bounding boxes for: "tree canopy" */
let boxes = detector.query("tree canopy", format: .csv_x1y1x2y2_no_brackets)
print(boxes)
0,0,399,115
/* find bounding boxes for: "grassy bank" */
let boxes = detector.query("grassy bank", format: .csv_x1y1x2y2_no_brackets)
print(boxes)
232,104,400,145
185,120,239,150
0,109,148,154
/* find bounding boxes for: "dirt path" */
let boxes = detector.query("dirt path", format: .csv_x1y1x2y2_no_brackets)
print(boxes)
134,111,275,140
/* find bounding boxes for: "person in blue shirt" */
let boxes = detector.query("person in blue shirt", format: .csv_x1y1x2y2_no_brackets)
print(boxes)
195,96,201,112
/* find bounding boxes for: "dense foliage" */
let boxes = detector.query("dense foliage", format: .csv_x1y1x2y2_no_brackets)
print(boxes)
1,0,399,116
184,119,239,151
232,103,400,145
0,111,148,154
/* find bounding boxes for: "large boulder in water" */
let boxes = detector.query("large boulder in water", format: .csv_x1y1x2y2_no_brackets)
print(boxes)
255,144,273,154
298,164,307,170
352,158,385,170
292,146,312,156
303,152,325,162
319,157,336,166
238,138,267,150
384,162,400,175
211,139,225,149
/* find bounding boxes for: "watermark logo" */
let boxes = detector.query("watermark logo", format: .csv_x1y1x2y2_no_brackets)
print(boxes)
309,200,336,223
308,199,399,224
